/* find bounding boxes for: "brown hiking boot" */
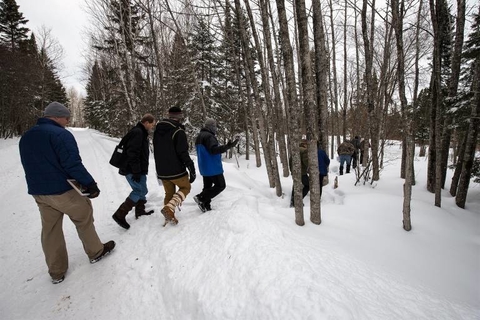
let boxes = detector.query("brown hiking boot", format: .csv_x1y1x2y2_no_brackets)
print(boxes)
90,240,116,264
161,207,178,226
112,198,136,229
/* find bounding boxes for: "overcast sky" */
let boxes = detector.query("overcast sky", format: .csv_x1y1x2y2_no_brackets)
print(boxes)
16,0,89,95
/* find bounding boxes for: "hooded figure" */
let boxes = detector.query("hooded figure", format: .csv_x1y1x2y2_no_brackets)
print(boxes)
193,118,238,212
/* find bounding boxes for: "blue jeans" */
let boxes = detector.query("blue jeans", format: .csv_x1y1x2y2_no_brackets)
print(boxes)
126,174,148,203
339,155,351,168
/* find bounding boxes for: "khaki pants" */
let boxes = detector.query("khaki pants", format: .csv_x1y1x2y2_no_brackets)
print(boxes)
162,175,191,206
33,190,104,279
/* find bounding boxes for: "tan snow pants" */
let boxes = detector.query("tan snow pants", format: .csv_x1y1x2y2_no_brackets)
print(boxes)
33,189,104,280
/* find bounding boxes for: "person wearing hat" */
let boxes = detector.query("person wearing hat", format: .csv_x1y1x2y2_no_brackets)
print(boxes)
193,117,239,212
19,102,115,284
153,106,196,225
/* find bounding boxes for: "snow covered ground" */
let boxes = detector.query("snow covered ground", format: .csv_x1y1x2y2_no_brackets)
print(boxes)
0,128,478,320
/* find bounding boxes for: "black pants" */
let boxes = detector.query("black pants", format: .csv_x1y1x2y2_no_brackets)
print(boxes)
291,174,310,205
198,174,226,206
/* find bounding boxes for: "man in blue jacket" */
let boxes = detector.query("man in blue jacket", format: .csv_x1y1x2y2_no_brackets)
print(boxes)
19,102,115,284
194,118,238,212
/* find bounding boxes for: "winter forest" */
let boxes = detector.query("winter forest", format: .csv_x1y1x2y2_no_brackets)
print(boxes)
0,0,479,227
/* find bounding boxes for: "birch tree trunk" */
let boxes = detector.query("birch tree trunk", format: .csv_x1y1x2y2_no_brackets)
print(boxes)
259,0,290,178
295,0,321,224
242,0,282,195
312,0,329,150
362,0,380,181
392,0,412,231
276,0,305,226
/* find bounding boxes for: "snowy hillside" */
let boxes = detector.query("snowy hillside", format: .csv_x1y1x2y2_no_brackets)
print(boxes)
0,128,478,320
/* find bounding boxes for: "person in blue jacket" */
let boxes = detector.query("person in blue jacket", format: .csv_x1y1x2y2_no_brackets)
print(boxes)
19,102,115,284
193,118,238,212
317,144,330,197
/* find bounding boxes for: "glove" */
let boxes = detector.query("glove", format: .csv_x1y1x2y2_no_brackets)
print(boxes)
86,182,100,199
132,173,141,182
227,138,239,149
187,163,196,183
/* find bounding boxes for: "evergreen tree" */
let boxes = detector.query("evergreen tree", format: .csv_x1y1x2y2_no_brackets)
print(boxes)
0,0,29,51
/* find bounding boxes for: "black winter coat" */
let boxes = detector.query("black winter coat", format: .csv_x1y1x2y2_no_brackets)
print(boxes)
119,122,150,176
153,119,193,180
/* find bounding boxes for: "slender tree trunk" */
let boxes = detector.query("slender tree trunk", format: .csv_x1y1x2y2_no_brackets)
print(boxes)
429,0,444,206
440,0,466,188
450,131,467,196
329,0,341,143
392,0,412,231
276,0,304,226
295,0,321,224
312,0,328,150
456,58,480,208
362,0,380,181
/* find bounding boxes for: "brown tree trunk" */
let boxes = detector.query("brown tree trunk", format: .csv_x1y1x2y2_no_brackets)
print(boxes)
276,0,304,226
295,0,321,224
456,58,480,208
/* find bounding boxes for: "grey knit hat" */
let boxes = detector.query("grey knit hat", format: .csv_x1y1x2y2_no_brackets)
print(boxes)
205,118,217,133
43,102,71,118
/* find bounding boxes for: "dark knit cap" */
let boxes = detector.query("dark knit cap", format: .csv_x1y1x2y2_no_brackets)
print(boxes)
168,106,183,119
44,102,71,118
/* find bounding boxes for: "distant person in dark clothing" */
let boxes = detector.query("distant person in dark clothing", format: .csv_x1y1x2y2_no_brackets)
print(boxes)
112,114,156,230
337,140,355,175
194,118,238,212
317,145,330,197
350,136,361,169
153,107,196,225
19,102,115,284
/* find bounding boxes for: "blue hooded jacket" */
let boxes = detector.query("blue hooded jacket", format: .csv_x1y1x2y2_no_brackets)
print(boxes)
195,128,230,177
19,118,95,195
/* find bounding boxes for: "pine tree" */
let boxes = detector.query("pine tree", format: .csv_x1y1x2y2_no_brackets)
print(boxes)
0,0,29,51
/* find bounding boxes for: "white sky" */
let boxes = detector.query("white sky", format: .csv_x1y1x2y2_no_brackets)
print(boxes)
16,0,89,95
1,129,479,319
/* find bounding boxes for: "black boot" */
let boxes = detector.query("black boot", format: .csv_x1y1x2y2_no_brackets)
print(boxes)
346,164,351,174
339,166,344,175
135,200,154,219
112,197,136,229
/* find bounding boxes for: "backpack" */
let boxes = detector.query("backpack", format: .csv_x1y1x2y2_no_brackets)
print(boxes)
109,131,132,168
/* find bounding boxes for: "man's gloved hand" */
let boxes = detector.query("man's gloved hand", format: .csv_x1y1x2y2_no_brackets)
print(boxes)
188,163,196,183
86,182,100,199
227,137,239,149
132,173,141,182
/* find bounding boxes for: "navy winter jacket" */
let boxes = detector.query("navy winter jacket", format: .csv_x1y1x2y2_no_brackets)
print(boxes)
195,128,229,177
19,118,95,195
317,149,330,176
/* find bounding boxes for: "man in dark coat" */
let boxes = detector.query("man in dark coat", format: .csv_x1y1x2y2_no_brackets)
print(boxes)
19,102,115,284
112,114,156,230
194,118,238,212
337,140,355,175
153,107,196,225
350,136,361,169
